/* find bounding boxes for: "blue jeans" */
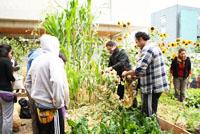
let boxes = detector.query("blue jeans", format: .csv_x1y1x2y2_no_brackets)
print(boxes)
0,98,14,134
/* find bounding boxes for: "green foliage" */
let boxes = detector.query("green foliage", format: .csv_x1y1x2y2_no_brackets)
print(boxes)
67,108,163,134
184,89,200,108
67,118,90,134
0,37,39,62
42,0,102,99
159,89,200,133
101,70,120,92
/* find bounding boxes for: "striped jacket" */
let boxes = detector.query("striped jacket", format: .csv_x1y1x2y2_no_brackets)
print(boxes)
135,43,169,94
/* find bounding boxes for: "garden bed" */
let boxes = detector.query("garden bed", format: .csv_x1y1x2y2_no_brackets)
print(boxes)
158,89,200,133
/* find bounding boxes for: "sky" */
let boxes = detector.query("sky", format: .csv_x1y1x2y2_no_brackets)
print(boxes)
93,0,200,26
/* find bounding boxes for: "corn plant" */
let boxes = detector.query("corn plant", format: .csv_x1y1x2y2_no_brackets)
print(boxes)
42,0,102,100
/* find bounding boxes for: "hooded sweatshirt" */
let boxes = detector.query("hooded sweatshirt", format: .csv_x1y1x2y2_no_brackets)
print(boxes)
25,34,69,109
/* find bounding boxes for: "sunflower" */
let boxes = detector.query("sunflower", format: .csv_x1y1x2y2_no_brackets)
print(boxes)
171,42,177,47
123,24,127,28
187,40,193,44
193,43,196,46
196,43,200,47
182,40,187,45
159,34,163,38
117,21,121,25
171,53,177,59
162,49,167,54
127,22,131,26
163,33,168,38
177,42,180,46
185,43,188,46
117,37,123,42
150,27,155,31
168,43,172,47
176,38,181,42
162,42,165,47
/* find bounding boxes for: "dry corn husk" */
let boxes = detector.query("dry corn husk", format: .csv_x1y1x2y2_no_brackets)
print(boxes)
122,78,138,108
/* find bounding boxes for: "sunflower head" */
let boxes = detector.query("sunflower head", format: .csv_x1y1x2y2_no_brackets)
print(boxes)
185,43,188,46
171,53,177,59
127,22,131,26
177,42,180,46
123,24,127,28
163,33,168,38
187,40,193,44
182,40,187,45
168,43,172,47
196,43,200,47
159,34,163,38
150,27,155,31
162,49,167,54
176,38,181,42
117,37,123,42
117,21,121,25
172,42,177,47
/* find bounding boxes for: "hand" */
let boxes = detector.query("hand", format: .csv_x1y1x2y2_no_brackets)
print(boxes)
105,67,113,72
122,71,128,77
51,99,56,106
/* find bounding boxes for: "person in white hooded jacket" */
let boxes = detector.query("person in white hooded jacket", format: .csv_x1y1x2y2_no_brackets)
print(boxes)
25,34,69,134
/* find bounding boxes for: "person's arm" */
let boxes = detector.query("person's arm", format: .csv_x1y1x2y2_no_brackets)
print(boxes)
5,60,15,82
63,74,70,107
188,57,192,78
134,48,153,76
13,60,20,71
49,59,67,108
108,57,112,67
170,59,175,75
25,68,32,94
111,50,129,70
122,70,135,77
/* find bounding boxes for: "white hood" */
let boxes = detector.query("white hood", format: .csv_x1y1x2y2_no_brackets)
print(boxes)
39,34,60,56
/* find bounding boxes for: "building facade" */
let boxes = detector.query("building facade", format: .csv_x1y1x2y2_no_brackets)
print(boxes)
151,5,200,42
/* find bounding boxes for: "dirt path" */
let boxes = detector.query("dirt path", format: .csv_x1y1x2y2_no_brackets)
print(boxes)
14,119,32,134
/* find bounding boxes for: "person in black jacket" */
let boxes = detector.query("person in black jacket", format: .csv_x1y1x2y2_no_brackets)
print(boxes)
170,48,191,102
0,44,15,134
105,41,132,100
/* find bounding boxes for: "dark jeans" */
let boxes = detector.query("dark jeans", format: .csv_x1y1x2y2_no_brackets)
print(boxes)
27,94,39,134
117,83,124,100
142,92,162,117
36,108,65,134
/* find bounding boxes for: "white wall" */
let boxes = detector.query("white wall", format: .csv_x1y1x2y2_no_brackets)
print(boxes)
1,0,200,26
0,0,65,20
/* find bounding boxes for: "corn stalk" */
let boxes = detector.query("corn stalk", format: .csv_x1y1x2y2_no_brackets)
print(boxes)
42,0,101,101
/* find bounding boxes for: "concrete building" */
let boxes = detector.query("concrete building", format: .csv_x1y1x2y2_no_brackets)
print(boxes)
151,5,200,42
0,0,146,38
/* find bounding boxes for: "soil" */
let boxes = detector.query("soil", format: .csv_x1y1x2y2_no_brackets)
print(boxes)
14,119,32,134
